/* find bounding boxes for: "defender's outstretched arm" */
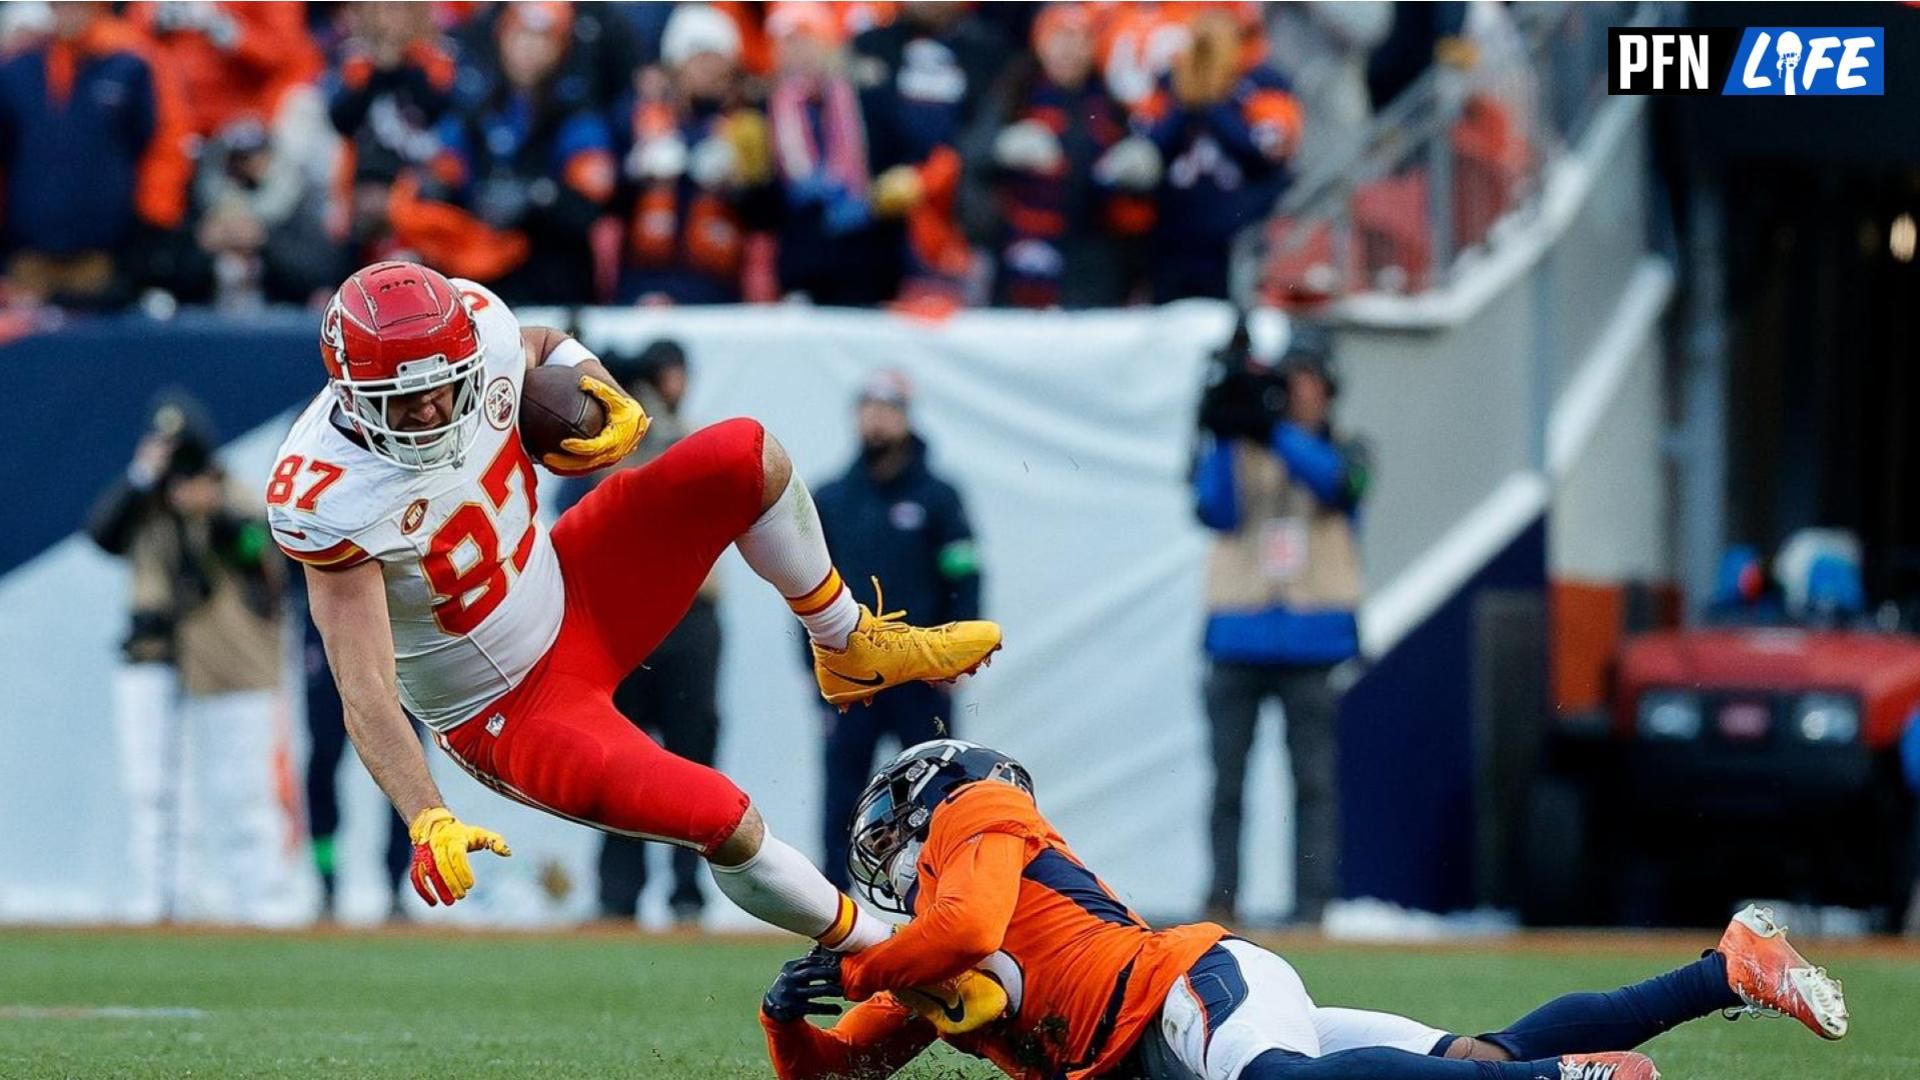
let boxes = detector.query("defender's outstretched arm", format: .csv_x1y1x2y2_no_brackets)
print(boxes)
840,831,1025,1000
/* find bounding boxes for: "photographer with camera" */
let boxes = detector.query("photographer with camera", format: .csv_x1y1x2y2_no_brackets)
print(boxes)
1193,315,1369,927
87,398,289,925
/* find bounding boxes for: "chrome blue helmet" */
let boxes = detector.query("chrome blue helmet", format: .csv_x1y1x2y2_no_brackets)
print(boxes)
847,740,1033,914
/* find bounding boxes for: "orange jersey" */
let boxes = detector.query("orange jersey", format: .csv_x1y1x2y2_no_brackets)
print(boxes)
132,1,320,136
765,783,1227,1079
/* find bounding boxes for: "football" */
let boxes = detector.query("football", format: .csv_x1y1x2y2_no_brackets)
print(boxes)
519,364,607,460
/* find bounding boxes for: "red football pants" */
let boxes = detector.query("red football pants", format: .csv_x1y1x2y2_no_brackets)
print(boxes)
439,418,765,854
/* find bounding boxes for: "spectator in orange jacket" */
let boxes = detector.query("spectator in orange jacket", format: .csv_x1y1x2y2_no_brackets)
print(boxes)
0,1,191,308
133,1,321,138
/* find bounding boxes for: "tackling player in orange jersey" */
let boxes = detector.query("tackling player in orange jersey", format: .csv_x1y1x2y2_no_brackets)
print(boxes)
761,741,1850,1080
276,262,1000,969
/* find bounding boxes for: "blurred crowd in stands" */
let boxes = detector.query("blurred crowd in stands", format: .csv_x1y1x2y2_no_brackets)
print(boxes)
0,1,1499,315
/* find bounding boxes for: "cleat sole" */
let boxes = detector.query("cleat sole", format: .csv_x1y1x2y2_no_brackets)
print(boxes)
820,644,1003,709
1789,968,1849,1040
931,643,1002,686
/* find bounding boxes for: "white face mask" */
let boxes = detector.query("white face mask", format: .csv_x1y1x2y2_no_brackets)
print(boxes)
887,838,924,905
335,349,486,471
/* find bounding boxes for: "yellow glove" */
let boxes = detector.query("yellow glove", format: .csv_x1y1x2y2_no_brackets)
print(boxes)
725,108,774,188
871,165,924,219
893,970,1010,1036
408,807,512,906
541,375,650,476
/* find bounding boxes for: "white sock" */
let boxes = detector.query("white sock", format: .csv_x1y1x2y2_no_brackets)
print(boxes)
709,832,889,952
735,473,861,649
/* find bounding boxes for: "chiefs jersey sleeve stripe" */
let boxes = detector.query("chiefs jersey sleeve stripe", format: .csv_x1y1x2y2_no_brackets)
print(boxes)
276,535,371,569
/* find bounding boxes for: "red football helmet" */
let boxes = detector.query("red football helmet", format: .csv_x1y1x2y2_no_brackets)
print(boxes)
321,261,487,470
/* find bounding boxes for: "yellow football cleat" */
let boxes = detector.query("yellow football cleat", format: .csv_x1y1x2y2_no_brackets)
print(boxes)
894,969,1010,1035
813,580,1002,710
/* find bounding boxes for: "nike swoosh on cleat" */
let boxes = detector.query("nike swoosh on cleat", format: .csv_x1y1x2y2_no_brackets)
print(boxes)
825,669,887,687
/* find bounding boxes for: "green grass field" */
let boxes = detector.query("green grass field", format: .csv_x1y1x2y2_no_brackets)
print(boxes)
1,929,1914,1078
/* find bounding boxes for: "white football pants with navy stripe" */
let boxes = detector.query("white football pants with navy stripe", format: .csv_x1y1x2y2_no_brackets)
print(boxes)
1155,939,1449,1079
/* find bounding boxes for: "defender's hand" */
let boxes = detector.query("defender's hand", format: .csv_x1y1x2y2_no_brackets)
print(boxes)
541,376,649,476
762,949,846,1024
408,807,511,906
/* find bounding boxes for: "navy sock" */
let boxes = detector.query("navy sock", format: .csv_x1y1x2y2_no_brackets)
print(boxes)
1241,1047,1561,1080
1481,952,1740,1059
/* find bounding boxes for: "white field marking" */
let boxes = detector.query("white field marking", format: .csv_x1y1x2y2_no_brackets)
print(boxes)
0,1006,207,1020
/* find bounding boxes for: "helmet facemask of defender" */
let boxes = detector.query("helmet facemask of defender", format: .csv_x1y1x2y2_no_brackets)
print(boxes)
847,739,1034,915
321,265,488,471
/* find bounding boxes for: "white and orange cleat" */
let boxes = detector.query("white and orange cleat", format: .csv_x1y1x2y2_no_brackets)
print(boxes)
1559,1052,1659,1080
1718,903,1849,1040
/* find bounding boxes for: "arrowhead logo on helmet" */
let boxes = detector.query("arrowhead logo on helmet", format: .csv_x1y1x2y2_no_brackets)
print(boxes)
321,262,489,472
320,297,350,376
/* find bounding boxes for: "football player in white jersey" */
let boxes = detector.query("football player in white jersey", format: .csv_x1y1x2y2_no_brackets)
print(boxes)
269,262,1004,1010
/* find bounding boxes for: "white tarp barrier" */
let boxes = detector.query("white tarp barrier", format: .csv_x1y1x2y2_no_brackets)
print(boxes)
0,302,1324,928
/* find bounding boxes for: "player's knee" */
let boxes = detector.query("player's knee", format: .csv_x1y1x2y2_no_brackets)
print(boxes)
697,416,781,511
709,802,765,867
759,432,791,509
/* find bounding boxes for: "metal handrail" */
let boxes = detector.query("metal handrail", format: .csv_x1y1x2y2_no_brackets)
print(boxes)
1236,2,1664,307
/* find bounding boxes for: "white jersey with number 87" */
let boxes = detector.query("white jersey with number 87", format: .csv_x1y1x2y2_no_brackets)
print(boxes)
267,281,564,731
